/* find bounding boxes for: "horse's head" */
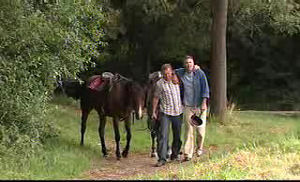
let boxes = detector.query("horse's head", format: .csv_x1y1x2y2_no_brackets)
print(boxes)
127,81,146,120
55,78,83,100
145,71,162,117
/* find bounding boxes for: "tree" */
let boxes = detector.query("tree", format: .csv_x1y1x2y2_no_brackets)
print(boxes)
226,0,300,110
210,0,228,121
96,0,212,82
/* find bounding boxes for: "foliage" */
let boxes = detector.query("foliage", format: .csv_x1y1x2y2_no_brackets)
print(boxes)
0,102,93,180
227,0,300,110
87,0,212,82
0,0,106,155
91,0,300,110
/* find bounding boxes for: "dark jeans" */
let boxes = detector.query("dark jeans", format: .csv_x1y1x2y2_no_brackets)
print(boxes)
157,112,182,162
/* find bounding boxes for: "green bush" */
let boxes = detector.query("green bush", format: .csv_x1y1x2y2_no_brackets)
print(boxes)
0,0,106,156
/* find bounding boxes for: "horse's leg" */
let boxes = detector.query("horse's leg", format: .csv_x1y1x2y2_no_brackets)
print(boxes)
150,130,157,158
99,114,108,158
122,117,131,158
80,109,91,146
166,125,172,159
152,120,160,158
147,118,154,157
112,117,121,160
147,118,157,157
166,141,171,159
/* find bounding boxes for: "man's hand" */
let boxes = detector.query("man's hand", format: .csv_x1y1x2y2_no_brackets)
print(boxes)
194,64,201,70
201,102,207,111
172,72,180,85
152,96,159,120
201,98,208,111
151,112,158,120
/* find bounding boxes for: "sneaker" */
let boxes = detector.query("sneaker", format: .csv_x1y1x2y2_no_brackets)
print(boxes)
166,148,172,159
196,149,204,157
155,161,166,167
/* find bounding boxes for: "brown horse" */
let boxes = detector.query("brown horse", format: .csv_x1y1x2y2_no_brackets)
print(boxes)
56,74,146,160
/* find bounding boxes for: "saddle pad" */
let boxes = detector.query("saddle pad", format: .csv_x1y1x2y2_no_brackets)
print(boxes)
88,76,104,90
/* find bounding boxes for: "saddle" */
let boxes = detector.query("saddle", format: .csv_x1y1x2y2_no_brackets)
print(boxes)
88,72,113,91
88,72,130,92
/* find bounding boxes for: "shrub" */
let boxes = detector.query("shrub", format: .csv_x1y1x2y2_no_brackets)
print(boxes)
0,0,106,156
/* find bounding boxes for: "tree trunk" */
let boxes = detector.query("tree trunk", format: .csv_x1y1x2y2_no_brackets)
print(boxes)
210,0,228,121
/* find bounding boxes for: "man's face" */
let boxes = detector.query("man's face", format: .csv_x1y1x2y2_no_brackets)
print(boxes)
163,67,173,82
184,58,195,72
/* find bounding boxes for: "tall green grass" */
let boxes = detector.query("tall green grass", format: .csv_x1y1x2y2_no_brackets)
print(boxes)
1,96,299,179
0,96,152,179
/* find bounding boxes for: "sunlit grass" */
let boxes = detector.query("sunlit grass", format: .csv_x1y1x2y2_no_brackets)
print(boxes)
129,111,300,180
1,96,299,179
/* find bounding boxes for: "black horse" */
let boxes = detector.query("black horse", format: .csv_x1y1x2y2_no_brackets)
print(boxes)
56,73,146,160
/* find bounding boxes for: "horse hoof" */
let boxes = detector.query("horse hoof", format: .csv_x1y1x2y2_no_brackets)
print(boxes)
117,156,121,160
151,152,158,158
122,151,128,158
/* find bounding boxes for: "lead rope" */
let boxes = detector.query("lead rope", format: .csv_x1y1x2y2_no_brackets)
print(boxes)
132,112,135,125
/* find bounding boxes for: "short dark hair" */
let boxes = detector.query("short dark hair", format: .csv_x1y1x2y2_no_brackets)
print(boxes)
185,55,194,60
161,63,173,74
184,55,194,64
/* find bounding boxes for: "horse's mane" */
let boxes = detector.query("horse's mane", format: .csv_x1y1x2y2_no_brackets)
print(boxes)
145,71,162,117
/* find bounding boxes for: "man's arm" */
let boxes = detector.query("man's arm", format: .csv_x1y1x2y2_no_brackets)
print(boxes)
152,96,159,120
172,71,180,85
197,69,209,111
201,98,208,111
151,83,160,120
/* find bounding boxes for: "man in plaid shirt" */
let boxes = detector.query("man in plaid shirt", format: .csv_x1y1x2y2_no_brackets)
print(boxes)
152,64,183,167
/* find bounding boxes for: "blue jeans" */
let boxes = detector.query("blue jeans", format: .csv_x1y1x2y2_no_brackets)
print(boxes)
157,112,182,162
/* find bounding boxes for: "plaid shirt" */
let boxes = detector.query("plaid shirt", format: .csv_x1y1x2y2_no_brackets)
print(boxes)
154,78,183,116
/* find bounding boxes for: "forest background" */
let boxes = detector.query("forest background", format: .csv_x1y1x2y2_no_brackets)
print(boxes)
0,0,299,174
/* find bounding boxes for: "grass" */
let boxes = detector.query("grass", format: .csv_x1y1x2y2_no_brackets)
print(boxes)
0,95,153,179
143,135,299,179
133,135,299,180
0,95,299,179
130,111,300,180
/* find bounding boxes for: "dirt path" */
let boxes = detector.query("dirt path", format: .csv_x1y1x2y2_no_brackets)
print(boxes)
85,153,163,180
84,152,210,180
80,144,218,180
